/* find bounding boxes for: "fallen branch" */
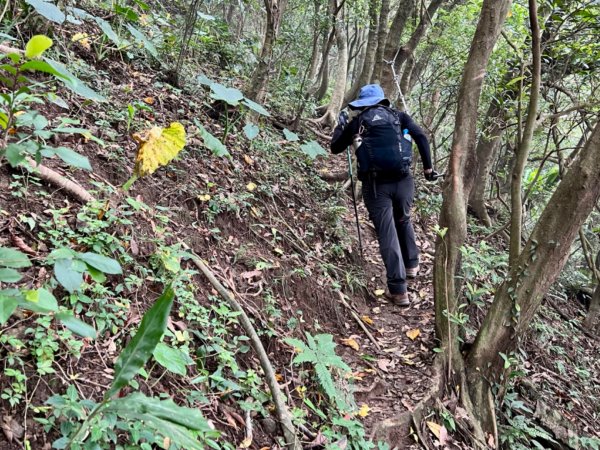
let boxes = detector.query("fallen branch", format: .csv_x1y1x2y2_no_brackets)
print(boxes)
318,170,348,182
181,243,302,450
0,44,22,55
337,291,381,351
26,157,95,203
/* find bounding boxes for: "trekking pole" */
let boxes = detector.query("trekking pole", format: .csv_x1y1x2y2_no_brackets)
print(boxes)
346,146,363,258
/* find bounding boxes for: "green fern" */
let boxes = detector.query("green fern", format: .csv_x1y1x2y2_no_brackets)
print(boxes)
285,333,351,410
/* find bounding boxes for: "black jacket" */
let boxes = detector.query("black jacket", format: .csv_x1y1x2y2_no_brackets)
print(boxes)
330,108,432,172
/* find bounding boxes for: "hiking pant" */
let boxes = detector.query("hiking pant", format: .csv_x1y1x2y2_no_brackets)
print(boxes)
363,176,419,295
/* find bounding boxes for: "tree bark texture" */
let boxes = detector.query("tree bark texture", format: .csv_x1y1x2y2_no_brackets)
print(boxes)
245,0,286,103
584,283,600,330
380,0,445,98
343,0,380,105
509,0,542,266
317,0,349,128
467,120,600,424
371,0,391,84
375,0,415,86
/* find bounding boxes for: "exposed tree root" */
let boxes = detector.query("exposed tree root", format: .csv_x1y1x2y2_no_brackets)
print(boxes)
26,158,96,203
181,243,302,450
318,170,348,182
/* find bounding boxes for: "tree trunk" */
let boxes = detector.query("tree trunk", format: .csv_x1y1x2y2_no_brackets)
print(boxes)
380,0,445,97
245,0,286,103
468,99,507,227
316,0,349,128
371,0,391,83
343,0,380,105
306,0,323,85
509,0,542,266
432,0,512,443
375,0,415,85
467,119,600,434
313,29,335,100
584,283,600,330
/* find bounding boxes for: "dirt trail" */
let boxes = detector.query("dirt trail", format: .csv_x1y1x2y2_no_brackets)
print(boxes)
319,153,438,444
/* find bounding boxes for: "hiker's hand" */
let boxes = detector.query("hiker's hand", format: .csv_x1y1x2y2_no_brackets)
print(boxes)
424,169,440,182
338,110,349,128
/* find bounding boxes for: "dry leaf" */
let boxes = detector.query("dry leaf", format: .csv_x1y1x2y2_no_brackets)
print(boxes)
275,373,283,382
374,289,385,297
244,154,254,165
246,182,257,191
361,315,374,325
427,421,441,439
133,122,186,177
143,96,155,105
198,194,211,201
358,404,370,417
406,328,421,340
239,437,252,448
377,359,391,372
341,338,360,351
72,32,90,50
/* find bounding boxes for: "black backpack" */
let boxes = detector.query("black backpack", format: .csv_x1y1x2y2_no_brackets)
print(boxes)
354,105,412,181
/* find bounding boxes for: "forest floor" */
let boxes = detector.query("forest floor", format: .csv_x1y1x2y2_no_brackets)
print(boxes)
1,42,599,449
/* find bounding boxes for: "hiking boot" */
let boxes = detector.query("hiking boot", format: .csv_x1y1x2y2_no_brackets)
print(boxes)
387,292,410,307
406,265,420,279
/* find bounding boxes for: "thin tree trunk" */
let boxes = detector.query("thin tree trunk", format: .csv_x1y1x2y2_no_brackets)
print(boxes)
380,0,445,96
375,0,415,85
343,0,380,105
509,0,542,266
306,1,323,84
371,0,391,83
245,0,286,103
584,283,600,330
313,29,335,100
467,119,600,434
432,0,512,444
316,0,349,128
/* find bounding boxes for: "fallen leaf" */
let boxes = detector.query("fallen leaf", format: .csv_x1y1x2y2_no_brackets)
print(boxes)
246,182,257,191
406,329,421,340
275,373,283,382
241,270,262,279
361,315,374,325
377,359,391,372
133,122,186,177
427,421,442,439
239,437,252,448
374,289,385,297
71,32,90,50
358,404,370,417
143,96,155,105
198,194,211,201
341,338,360,351
244,154,254,165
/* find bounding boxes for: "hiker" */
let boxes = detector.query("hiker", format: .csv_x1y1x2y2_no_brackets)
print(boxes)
330,84,437,307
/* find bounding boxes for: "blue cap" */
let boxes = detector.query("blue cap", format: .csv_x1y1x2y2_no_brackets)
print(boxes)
348,84,390,108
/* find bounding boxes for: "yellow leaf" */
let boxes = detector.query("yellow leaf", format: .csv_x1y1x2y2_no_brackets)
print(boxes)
134,122,186,177
406,329,421,340
198,194,211,201
273,247,284,255
243,154,254,165
143,96,155,105
361,315,374,325
275,373,283,382
163,436,171,448
246,182,257,191
341,338,360,351
374,289,385,297
72,32,90,50
25,35,53,58
239,437,252,448
427,421,441,439
358,404,370,417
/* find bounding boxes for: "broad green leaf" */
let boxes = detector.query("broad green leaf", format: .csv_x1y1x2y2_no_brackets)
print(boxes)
56,311,96,338
197,74,213,86
0,268,22,283
23,288,58,312
78,252,122,274
133,122,186,177
0,247,31,268
107,286,175,397
197,123,229,157
53,146,92,170
45,58,107,102
20,59,62,77
54,258,84,292
243,123,260,140
0,293,20,324
153,343,188,375
86,266,107,283
4,143,26,167
209,83,243,106
299,140,327,159
108,392,217,432
95,17,124,47
24,35,53,58
24,0,65,24
241,98,270,116
126,24,158,58
283,128,299,142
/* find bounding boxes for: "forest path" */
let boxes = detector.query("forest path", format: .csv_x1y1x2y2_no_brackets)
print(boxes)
318,154,438,444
